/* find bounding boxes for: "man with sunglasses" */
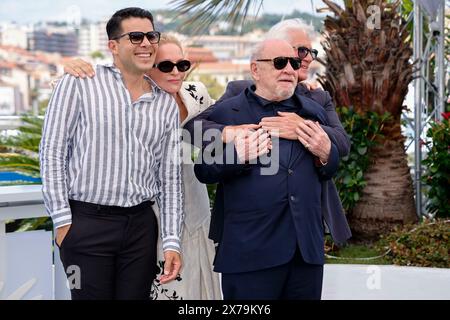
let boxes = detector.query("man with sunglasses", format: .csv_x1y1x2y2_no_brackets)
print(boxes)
40,7,183,299
185,18,351,260
194,38,340,299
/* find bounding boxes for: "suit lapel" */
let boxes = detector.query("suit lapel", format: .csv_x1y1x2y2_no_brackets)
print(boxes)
230,90,260,125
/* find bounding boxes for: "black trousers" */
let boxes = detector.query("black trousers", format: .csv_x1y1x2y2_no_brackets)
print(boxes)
221,247,323,300
58,199,158,300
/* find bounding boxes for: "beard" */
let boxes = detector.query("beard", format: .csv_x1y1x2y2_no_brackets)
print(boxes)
275,85,296,101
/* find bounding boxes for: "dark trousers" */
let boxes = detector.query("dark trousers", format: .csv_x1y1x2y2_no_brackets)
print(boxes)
221,247,323,300
57,199,158,300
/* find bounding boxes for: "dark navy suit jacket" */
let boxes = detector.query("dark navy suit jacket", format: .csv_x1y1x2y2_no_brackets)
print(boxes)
194,89,340,273
185,81,352,247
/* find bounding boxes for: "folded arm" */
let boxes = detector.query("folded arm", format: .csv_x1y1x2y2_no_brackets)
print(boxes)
194,129,270,184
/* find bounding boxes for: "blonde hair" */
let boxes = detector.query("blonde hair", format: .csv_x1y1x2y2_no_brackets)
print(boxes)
159,33,184,54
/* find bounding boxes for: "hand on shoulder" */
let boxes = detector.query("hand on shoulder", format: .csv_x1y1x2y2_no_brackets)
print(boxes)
300,80,322,91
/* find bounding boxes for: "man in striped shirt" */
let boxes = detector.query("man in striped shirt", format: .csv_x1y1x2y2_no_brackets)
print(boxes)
39,7,183,299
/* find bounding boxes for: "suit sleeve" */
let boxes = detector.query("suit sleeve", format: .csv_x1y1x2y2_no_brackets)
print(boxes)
316,142,340,181
315,89,351,157
184,81,247,149
193,101,253,184
194,141,252,184
183,103,224,149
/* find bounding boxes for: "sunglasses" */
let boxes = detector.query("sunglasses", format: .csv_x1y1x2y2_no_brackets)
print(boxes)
154,60,191,73
296,46,318,60
112,31,161,45
256,56,302,70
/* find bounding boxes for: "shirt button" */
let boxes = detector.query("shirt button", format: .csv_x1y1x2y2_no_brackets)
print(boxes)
290,195,295,201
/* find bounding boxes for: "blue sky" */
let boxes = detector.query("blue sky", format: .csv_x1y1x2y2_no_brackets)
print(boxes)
0,0,333,24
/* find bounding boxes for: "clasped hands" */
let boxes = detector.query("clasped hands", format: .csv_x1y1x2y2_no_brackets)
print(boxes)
223,111,331,164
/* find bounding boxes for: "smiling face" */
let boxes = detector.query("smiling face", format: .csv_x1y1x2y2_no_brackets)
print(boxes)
108,17,158,75
285,29,313,81
147,43,186,94
251,39,298,101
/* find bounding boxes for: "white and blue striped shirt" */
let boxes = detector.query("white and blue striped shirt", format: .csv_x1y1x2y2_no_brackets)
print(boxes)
39,64,184,252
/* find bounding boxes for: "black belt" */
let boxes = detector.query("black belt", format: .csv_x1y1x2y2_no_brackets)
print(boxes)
69,199,154,215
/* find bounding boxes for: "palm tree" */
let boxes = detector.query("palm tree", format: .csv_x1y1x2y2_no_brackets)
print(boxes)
170,0,418,238
0,116,42,177
318,0,417,238
0,115,50,231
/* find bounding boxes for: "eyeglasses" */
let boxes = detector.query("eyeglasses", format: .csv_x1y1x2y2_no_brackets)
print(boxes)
112,31,161,45
296,46,318,60
256,56,302,70
154,60,191,73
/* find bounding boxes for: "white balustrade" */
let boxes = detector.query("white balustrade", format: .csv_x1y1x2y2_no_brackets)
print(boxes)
0,185,69,300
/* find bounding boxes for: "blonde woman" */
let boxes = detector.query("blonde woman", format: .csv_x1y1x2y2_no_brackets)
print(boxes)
63,34,222,300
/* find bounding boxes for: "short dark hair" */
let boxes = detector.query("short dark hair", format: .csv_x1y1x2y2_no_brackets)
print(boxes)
106,7,155,40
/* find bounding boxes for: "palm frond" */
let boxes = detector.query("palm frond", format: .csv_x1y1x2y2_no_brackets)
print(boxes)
0,144,39,156
16,217,51,232
0,115,42,153
0,153,40,176
0,113,42,180
18,116,44,135
0,152,39,161
169,0,263,34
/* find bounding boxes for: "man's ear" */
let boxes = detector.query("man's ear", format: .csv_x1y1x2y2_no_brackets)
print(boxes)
250,61,259,81
108,40,118,55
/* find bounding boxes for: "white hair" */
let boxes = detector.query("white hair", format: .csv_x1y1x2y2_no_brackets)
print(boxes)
265,18,316,42
250,41,267,61
250,19,316,61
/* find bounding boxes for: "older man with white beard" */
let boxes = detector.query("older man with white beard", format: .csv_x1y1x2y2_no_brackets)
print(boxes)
194,38,340,300
185,19,352,255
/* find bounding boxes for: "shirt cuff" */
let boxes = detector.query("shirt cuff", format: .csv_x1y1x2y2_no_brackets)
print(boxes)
51,208,72,229
162,236,181,253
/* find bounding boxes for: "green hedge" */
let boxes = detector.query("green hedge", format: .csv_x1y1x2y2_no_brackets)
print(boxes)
377,219,449,268
334,107,391,213
422,113,450,218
